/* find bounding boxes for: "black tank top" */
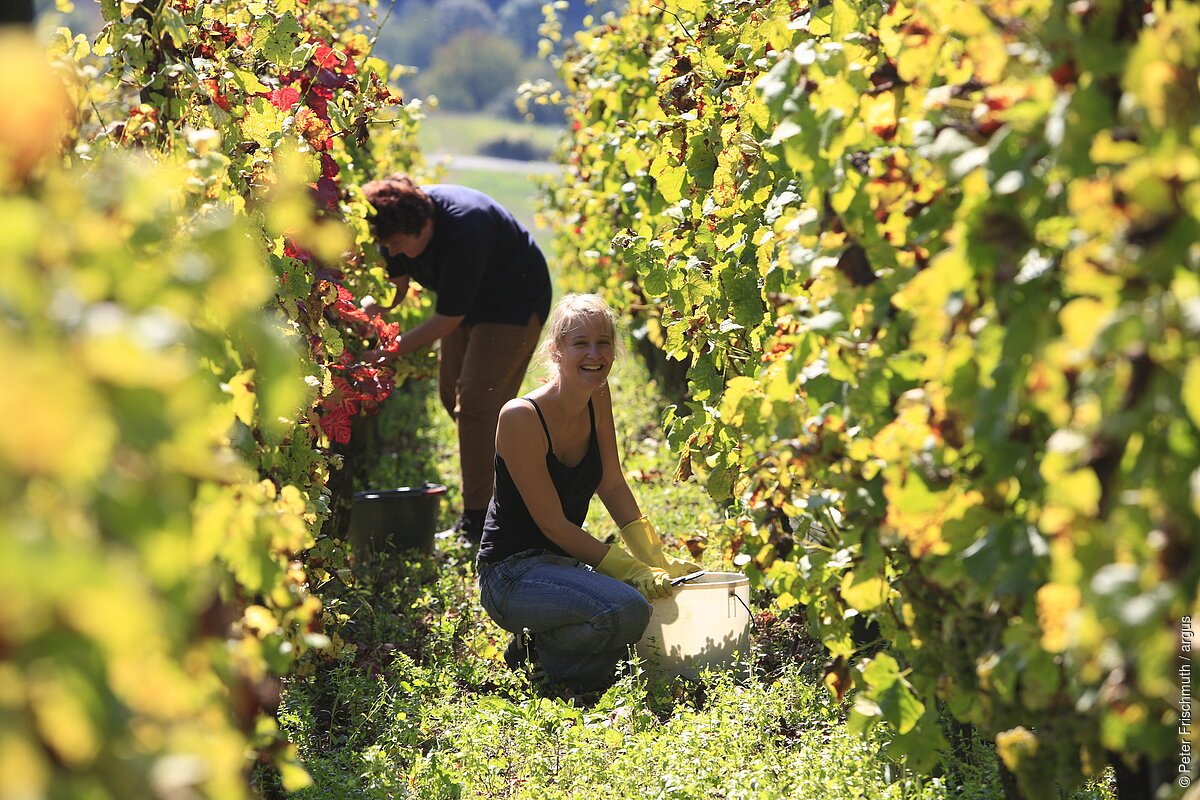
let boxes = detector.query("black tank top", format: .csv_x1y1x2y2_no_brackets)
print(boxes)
477,397,602,564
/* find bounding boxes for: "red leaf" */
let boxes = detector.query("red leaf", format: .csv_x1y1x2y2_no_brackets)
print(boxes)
330,284,370,324
370,318,400,350
320,153,339,179
202,79,231,111
284,238,312,262
348,365,394,404
312,44,339,69
268,86,301,110
312,43,357,75
318,406,352,443
330,377,361,415
304,83,332,116
315,68,351,89
312,176,339,211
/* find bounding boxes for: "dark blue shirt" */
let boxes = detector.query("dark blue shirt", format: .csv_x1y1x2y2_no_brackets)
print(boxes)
383,185,552,326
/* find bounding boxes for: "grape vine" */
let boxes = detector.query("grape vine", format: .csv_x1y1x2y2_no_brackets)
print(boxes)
547,0,1199,793
1,0,433,794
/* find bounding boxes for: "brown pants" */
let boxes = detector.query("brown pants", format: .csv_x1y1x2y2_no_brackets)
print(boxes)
438,314,542,511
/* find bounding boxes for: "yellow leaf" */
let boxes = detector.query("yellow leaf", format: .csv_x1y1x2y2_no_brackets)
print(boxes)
30,668,100,768
1089,131,1144,166
1045,468,1101,516
233,67,270,95
861,92,897,138
840,572,890,612
226,369,258,426
776,591,800,611
1036,583,1081,653
719,376,761,425
1058,297,1111,354
650,149,686,204
1183,358,1200,430
0,342,116,483
995,727,1039,772
277,748,314,791
243,605,279,639
0,729,49,797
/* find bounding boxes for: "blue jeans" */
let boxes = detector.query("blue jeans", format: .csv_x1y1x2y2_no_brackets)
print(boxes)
478,550,651,690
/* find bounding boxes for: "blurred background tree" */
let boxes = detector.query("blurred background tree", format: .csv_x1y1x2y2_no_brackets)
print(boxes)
373,0,623,116
421,30,523,111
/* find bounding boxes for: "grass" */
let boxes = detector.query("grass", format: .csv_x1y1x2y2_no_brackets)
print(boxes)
417,109,564,160
273,350,1119,800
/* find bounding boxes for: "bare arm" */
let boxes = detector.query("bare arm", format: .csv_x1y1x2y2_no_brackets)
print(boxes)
497,400,611,566
593,384,643,527
395,312,463,355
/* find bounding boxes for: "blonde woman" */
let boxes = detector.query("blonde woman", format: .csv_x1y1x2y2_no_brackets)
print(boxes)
476,294,701,695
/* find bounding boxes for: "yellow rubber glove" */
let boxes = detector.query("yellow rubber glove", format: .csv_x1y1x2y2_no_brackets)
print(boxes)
619,516,702,579
595,545,673,600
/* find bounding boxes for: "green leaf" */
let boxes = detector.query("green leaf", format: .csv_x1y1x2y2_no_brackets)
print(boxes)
706,465,734,500
319,324,344,359
158,6,188,48
641,263,669,297
650,150,687,204
686,127,719,190
232,68,270,95
878,679,925,735
883,703,946,770
860,653,900,690
689,357,722,401
719,266,764,329
256,11,307,67
847,694,882,736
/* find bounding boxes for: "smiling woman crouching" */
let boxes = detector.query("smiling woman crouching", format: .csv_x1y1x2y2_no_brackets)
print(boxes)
475,294,702,698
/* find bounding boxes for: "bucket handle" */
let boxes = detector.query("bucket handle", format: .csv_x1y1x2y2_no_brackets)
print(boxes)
729,589,762,630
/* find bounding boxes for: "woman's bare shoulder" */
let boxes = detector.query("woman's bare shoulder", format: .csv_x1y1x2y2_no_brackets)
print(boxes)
499,396,538,423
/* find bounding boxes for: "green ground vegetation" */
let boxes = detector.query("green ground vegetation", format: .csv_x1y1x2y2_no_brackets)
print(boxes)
418,110,564,160
273,350,1118,799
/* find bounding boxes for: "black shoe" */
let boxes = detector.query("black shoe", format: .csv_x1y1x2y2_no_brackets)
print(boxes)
503,630,538,671
503,630,548,687
454,509,485,545
534,680,603,708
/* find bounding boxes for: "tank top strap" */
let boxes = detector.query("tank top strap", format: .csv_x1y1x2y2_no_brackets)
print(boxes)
523,397,554,457
587,398,595,435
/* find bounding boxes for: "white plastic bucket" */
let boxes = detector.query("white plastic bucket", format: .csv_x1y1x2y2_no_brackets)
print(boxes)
635,572,751,678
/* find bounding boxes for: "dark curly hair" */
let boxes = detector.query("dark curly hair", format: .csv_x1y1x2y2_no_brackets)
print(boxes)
362,175,434,238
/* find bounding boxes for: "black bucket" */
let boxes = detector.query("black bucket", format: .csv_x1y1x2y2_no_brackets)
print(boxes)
349,483,447,555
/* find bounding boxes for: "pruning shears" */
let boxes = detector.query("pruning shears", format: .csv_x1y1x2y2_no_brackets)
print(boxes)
670,570,707,586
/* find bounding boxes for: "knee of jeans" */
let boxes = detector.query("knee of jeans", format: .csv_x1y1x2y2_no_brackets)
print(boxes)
595,593,651,647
